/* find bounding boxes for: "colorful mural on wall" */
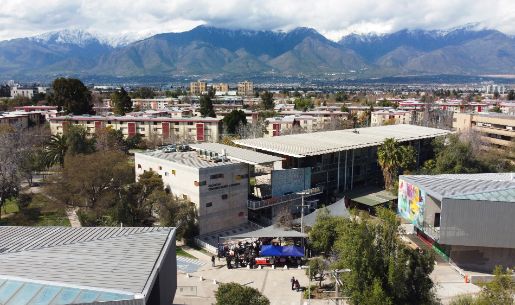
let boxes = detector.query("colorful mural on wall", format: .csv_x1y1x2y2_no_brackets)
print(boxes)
398,178,426,227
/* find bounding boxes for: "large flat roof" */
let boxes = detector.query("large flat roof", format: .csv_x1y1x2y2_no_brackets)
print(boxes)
401,173,515,202
0,226,175,304
137,151,239,169
189,143,283,165
234,124,451,157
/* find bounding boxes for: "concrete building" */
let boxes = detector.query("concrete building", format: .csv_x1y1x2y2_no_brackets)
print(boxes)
132,98,173,110
135,150,249,235
0,111,47,128
235,125,451,194
10,86,35,99
0,226,177,305
49,115,221,143
213,83,229,94
237,81,253,96
371,109,412,126
190,81,207,96
453,112,514,160
398,173,515,273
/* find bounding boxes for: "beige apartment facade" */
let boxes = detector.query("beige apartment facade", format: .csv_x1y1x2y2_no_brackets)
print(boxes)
237,81,254,96
213,83,229,93
371,110,412,126
453,112,514,160
190,81,207,96
49,115,221,143
134,151,249,235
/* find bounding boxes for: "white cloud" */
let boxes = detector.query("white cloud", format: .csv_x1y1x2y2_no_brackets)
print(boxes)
0,0,514,41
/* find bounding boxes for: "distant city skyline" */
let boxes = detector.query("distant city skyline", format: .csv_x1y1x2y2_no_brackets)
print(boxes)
1,0,514,42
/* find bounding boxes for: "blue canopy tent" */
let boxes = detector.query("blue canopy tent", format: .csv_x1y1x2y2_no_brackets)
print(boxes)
281,246,304,257
260,245,305,257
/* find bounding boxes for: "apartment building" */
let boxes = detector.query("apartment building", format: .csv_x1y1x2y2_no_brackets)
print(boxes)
371,109,412,126
49,115,221,143
10,86,35,99
265,115,316,136
453,112,514,159
190,81,207,96
0,111,46,128
213,83,229,94
132,98,174,110
237,81,254,96
134,150,249,235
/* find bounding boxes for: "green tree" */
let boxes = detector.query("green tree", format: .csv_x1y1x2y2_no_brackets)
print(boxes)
47,151,133,210
341,105,349,113
159,195,198,241
308,208,345,255
215,282,270,305
490,105,502,113
65,125,96,156
261,91,274,110
131,87,155,99
44,134,68,167
48,78,92,114
335,91,348,102
111,88,132,115
377,138,416,190
223,110,247,134
507,90,515,100
430,135,484,174
294,98,314,111
333,209,436,305
199,94,216,118
307,257,329,287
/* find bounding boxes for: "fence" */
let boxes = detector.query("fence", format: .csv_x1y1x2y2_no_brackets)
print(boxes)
194,237,218,254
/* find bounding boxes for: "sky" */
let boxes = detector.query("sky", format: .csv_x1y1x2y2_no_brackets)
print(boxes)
1,0,515,42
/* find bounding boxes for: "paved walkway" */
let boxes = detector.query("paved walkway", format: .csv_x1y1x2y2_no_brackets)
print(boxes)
65,207,81,228
175,247,310,305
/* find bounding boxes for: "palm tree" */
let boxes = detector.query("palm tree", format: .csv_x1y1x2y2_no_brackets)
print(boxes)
377,138,408,190
45,134,68,167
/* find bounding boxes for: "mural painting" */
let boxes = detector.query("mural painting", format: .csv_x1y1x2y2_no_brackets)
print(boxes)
398,179,426,227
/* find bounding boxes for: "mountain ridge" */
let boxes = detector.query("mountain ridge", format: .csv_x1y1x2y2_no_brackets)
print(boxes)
0,25,514,79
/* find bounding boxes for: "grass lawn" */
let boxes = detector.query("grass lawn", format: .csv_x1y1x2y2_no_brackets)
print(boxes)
176,247,197,259
2,198,20,214
0,193,70,226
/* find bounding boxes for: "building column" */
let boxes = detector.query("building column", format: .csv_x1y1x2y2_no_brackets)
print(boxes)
351,149,355,190
337,151,341,192
344,150,348,191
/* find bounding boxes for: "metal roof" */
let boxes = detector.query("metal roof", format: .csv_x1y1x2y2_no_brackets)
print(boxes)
400,173,515,202
449,187,515,203
234,124,451,157
223,225,307,239
293,198,350,227
136,151,239,169
189,143,283,165
0,227,175,301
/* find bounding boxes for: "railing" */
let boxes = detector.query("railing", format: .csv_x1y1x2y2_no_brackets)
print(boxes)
194,237,217,254
420,223,440,241
247,187,323,210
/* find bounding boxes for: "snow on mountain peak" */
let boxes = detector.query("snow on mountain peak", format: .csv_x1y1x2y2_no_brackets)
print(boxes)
30,29,153,47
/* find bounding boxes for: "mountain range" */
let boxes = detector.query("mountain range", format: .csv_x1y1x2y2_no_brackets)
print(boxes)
0,25,514,80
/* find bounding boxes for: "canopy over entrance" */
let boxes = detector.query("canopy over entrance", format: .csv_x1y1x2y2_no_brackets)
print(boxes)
223,225,307,239
347,187,397,207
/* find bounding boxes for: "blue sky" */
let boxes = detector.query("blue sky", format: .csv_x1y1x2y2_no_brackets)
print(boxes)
1,0,514,41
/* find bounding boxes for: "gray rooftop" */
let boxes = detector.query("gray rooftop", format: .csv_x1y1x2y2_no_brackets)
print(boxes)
234,124,451,157
401,173,515,202
137,151,239,169
189,143,283,165
0,227,175,299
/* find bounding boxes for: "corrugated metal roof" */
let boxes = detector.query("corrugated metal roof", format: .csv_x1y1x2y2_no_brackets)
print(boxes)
137,151,238,169
189,143,283,165
234,124,451,157
0,227,175,297
449,187,515,202
401,173,515,201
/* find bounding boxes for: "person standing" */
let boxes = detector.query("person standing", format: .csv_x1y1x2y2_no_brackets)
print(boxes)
211,255,216,267
290,276,295,290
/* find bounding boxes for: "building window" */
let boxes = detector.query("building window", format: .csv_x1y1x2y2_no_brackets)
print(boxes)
206,202,212,207
238,212,244,217
182,194,188,200
434,213,441,227
172,170,176,175
221,194,228,200
188,122,193,125
137,164,141,169
199,181,207,186
164,172,169,176
210,173,224,179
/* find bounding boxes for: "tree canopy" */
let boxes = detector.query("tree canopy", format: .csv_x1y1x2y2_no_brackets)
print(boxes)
223,110,247,134
377,138,416,190
199,93,216,118
331,209,437,305
111,88,132,115
130,87,155,99
215,282,270,305
260,91,274,110
48,78,92,114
